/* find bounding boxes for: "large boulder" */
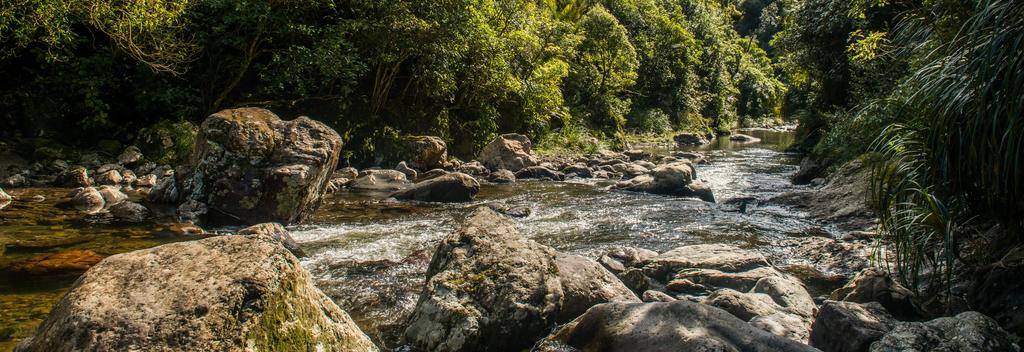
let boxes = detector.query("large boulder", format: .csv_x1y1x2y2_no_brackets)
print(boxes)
404,208,638,352
15,234,376,352
534,301,820,352
809,301,897,352
403,136,448,170
478,134,539,172
390,172,480,203
644,244,770,282
614,161,715,202
159,108,342,225
829,268,918,320
869,311,1016,352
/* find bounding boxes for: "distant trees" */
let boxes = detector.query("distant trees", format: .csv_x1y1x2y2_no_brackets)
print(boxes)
0,0,789,161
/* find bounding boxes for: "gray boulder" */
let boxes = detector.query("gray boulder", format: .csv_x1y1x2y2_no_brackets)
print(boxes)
810,301,897,352
534,301,821,352
457,161,490,176
14,234,376,352
478,134,539,172
870,311,1017,352
404,208,637,352
391,172,480,203
161,108,343,225
488,169,516,183
395,161,418,179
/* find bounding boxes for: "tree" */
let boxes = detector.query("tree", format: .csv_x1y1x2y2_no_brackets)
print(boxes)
566,5,638,144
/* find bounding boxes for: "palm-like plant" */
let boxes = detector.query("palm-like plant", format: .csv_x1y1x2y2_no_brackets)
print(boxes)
872,0,1023,291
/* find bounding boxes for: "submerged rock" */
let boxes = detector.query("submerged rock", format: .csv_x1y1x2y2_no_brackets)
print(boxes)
478,134,539,172
534,301,820,352
10,250,103,275
391,172,480,203
729,133,762,143
404,208,637,352
108,201,150,223
14,235,376,352
159,108,343,225
870,311,1016,352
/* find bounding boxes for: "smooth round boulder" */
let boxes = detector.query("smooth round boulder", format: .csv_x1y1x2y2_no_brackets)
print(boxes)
674,133,709,146
403,136,448,170
14,234,377,352
614,162,715,202
94,169,123,186
390,172,480,203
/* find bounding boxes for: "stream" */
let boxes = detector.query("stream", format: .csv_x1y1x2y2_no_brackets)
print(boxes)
0,129,839,350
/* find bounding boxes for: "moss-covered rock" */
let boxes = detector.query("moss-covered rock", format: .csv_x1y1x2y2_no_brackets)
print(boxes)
155,108,342,225
14,234,377,352
136,120,198,165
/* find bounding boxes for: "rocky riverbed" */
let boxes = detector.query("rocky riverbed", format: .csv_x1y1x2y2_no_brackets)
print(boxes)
1,111,1018,351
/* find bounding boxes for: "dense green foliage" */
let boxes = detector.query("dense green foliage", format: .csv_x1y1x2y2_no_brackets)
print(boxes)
772,0,1022,291
0,0,785,163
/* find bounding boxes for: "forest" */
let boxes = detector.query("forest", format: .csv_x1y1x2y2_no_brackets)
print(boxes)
1,0,1022,350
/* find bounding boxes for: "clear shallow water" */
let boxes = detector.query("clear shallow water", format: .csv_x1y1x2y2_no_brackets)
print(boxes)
289,129,831,345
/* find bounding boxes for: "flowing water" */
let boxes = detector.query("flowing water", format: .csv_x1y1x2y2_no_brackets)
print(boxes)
0,129,834,350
